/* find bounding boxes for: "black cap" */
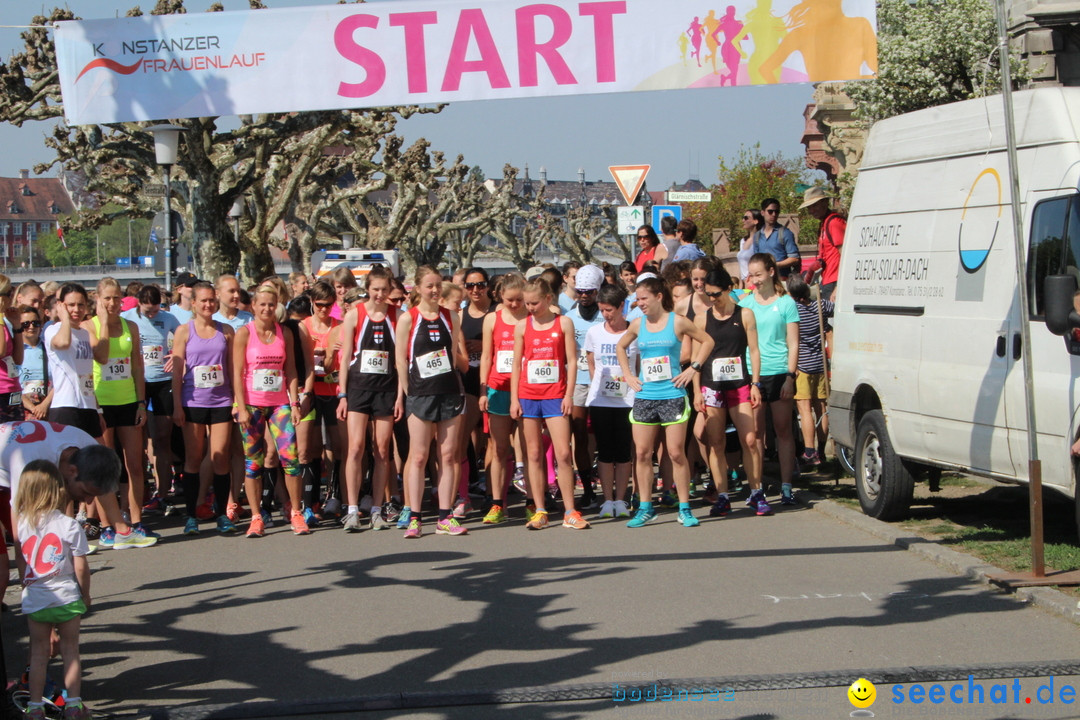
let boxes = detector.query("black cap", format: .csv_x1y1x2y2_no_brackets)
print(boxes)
176,272,199,287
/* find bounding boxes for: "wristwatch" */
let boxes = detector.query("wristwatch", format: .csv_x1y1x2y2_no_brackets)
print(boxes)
787,371,797,379
690,361,702,372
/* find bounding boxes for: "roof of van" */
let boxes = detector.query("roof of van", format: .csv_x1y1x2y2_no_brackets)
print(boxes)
862,88,1080,169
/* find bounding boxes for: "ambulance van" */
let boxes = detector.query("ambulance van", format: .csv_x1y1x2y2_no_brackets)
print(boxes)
829,88,1080,535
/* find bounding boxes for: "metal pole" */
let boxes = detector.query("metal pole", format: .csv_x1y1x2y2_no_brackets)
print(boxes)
128,219,133,264
995,0,1044,577
163,165,173,294
28,227,33,271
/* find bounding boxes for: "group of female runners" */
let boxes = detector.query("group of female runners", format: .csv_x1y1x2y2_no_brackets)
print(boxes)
0,227,810,541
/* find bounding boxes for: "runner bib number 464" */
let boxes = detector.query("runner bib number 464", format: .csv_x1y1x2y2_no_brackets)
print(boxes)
360,349,389,375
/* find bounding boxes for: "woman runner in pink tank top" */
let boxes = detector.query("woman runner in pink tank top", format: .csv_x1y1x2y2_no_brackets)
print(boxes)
232,283,307,538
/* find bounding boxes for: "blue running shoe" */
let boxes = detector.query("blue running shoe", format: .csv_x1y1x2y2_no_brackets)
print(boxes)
217,515,238,534
627,505,657,528
302,507,319,527
659,492,678,509
184,517,199,535
260,510,275,528
133,522,161,539
710,494,731,517
755,495,773,516
396,506,412,529
780,492,797,506
98,526,116,550
678,508,700,527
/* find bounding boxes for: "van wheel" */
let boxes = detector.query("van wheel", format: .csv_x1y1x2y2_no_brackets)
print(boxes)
854,410,914,521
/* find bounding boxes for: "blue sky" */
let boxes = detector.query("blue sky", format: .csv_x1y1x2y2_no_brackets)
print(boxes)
0,0,817,189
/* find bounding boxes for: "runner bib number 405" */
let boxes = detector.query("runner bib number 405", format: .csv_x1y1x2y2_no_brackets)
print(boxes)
711,356,743,383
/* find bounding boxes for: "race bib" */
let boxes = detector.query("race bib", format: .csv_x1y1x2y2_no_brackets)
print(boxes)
527,359,559,384
252,368,283,393
142,344,164,367
711,356,743,383
79,373,95,400
495,350,515,375
468,351,481,368
360,349,389,375
102,357,132,381
600,375,627,398
417,348,451,379
22,380,45,398
313,348,327,377
194,364,224,389
642,355,673,383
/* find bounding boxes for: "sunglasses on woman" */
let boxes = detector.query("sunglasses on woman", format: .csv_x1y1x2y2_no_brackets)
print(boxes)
21,320,41,329
465,281,488,290
704,291,726,298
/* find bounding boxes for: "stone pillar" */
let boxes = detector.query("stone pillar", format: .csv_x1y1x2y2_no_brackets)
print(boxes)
1008,0,1080,86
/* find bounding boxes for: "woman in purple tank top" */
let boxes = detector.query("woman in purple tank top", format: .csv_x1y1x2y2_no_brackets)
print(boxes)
171,281,237,535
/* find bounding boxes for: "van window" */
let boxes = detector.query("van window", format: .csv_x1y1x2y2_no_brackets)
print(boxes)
1027,195,1080,318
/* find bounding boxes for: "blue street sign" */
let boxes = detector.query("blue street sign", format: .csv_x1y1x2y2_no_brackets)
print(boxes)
652,205,682,229
149,229,159,245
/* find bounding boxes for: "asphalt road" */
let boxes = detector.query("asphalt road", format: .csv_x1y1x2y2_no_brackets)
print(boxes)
3,494,1079,720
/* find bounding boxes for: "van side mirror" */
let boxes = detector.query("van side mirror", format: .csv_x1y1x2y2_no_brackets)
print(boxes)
1044,274,1080,335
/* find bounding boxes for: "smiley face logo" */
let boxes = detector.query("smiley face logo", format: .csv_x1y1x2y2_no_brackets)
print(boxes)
848,678,876,709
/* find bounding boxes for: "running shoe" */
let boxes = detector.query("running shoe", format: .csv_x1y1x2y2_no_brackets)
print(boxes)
113,526,158,549
435,517,468,536
452,499,472,519
302,507,319,527
343,511,362,533
482,505,506,524
133,523,161,539
195,498,215,520
710,495,732,517
226,502,241,522
524,502,537,522
396,506,412,529
678,508,700,527
217,515,238,534
597,500,615,518
659,492,678,509
371,512,388,531
63,700,92,720
98,526,115,549
613,500,632,518
290,511,311,535
755,493,774,516
261,510,275,528
404,518,422,539
579,491,599,511
512,467,526,494
799,449,821,467
85,543,98,555
383,500,403,524
83,519,101,541
142,495,165,515
184,517,200,535
561,510,590,530
780,490,797,506
246,514,265,538
627,506,657,528
322,497,342,517
24,704,46,720
525,510,549,530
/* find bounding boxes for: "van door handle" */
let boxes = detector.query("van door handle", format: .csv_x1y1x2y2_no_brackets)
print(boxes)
996,335,1007,357
1013,333,1022,360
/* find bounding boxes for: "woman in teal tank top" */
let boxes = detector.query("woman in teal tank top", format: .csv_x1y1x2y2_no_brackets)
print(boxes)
617,277,714,529
86,277,152,540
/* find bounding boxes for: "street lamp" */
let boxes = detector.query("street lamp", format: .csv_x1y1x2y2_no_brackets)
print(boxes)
127,219,134,264
147,124,184,294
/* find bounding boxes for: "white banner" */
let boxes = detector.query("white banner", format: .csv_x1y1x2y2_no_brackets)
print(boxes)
55,0,877,126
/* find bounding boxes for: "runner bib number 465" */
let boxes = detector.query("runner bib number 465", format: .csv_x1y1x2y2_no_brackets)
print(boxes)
417,349,451,379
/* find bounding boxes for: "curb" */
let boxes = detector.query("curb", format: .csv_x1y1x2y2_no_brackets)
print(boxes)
809,496,1080,626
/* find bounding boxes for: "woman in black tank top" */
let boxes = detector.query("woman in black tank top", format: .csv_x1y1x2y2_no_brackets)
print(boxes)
691,268,764,518
455,269,492,517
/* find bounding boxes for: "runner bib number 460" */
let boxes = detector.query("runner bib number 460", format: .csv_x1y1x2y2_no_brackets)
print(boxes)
526,359,559,384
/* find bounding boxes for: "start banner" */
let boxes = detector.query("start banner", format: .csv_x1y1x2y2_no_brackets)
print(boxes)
55,0,877,126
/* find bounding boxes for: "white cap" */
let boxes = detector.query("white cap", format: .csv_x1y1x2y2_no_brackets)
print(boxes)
575,264,604,291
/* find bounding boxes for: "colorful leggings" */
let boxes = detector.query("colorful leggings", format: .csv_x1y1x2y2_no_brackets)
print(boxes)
240,405,299,481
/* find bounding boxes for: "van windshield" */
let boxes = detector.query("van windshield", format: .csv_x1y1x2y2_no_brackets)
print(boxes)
1028,194,1080,318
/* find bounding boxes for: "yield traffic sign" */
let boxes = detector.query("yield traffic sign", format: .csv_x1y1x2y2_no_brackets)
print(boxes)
609,165,651,206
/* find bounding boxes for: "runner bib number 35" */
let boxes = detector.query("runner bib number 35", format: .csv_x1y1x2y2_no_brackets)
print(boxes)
252,368,283,393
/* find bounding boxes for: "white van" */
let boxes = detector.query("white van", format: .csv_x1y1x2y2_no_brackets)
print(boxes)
315,248,401,281
829,88,1080,534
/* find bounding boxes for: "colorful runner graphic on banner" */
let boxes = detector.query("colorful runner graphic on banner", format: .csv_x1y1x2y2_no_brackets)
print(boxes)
55,0,877,126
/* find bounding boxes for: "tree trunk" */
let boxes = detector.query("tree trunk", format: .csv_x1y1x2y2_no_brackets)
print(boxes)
189,190,240,279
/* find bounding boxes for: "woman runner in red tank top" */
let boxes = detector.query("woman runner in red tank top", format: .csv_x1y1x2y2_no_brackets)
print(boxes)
510,278,588,531
477,274,528,524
